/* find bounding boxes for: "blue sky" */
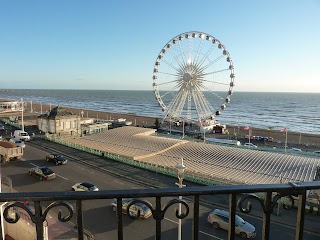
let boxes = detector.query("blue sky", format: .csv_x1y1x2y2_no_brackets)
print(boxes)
0,0,319,92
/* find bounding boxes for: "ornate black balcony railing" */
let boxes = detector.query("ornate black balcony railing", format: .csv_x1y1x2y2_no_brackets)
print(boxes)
1,181,320,240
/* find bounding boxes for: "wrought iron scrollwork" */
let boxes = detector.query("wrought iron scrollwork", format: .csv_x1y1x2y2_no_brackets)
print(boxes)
4,202,34,223
3,200,74,224
237,192,295,215
126,198,189,220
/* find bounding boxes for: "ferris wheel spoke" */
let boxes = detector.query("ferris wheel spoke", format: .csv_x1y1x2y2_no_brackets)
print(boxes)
178,88,190,117
193,37,205,66
191,88,206,120
188,37,193,64
156,77,181,87
196,44,216,69
199,78,231,86
158,71,180,77
168,48,186,71
160,83,182,99
198,55,225,73
167,88,187,118
160,58,183,73
177,40,188,67
193,85,215,115
199,84,224,102
200,68,230,76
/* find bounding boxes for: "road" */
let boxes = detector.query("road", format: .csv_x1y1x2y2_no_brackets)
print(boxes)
1,139,320,240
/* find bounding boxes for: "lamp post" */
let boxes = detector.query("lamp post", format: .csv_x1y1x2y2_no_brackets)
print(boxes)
276,174,283,216
182,119,185,139
175,158,186,240
21,98,24,132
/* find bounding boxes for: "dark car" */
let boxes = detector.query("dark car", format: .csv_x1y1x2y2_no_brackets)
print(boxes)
46,153,68,165
29,166,56,180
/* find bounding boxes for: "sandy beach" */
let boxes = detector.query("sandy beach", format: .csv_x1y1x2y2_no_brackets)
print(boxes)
1,100,320,148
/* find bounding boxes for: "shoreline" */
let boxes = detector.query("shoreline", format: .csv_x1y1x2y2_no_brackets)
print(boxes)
1,99,319,147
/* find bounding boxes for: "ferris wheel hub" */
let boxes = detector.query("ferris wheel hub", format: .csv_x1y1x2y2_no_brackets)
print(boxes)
183,72,192,82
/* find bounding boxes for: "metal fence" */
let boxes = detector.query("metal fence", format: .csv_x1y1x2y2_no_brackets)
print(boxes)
1,181,320,240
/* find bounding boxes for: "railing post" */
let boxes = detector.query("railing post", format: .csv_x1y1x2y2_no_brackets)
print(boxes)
262,192,272,240
295,191,306,240
76,200,84,240
34,201,44,240
228,193,236,240
193,195,199,240
116,198,123,240
155,197,162,240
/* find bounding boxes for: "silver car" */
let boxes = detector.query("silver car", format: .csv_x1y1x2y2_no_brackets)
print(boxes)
111,198,152,219
207,209,256,238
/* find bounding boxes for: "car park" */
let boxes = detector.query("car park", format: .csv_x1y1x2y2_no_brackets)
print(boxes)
111,198,153,219
207,209,256,239
244,143,257,148
9,138,26,148
29,166,56,180
46,153,68,165
72,182,99,191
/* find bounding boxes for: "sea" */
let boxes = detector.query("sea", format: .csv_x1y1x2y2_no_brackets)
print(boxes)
0,89,319,135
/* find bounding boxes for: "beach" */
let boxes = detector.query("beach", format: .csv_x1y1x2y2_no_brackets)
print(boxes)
0,100,318,149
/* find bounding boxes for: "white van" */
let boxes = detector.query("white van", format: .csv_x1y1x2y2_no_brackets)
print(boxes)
13,130,30,141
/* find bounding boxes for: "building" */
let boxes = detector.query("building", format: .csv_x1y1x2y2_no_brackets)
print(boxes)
36,106,81,136
0,99,22,112
36,106,110,136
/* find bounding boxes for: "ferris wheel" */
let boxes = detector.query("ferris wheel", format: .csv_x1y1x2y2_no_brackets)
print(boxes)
152,31,235,126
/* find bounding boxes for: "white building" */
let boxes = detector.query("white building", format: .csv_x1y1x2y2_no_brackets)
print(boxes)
36,106,111,136
0,99,23,112
37,106,80,136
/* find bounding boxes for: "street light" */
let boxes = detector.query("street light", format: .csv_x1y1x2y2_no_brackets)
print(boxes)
175,158,186,240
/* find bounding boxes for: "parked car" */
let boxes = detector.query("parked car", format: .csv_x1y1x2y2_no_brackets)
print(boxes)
244,143,257,148
72,182,99,191
111,198,153,219
9,138,26,148
207,209,256,239
29,166,56,180
255,136,263,141
46,153,68,165
267,137,274,142
290,148,302,152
